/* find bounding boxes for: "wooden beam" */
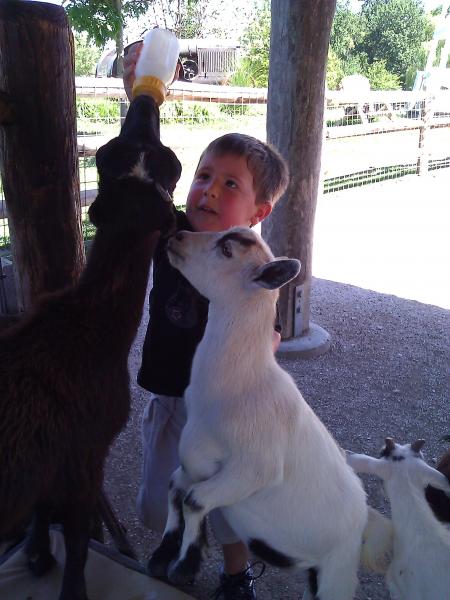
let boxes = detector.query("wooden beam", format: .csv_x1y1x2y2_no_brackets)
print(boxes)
0,1,84,311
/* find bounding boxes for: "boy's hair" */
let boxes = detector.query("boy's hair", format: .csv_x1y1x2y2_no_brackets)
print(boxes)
197,133,289,206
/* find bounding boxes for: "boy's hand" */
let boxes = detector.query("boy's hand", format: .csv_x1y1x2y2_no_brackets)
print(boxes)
272,330,281,353
123,41,182,102
123,42,142,102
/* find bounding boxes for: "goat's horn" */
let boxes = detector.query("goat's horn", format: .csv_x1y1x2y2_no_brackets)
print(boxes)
384,437,395,452
411,439,425,453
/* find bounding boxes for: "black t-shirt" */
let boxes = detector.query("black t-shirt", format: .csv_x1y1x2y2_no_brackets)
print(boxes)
137,210,209,396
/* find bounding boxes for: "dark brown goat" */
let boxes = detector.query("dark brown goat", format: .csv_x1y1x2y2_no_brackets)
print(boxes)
0,94,181,600
426,436,450,523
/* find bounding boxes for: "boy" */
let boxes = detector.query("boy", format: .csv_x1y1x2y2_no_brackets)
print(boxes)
124,46,289,600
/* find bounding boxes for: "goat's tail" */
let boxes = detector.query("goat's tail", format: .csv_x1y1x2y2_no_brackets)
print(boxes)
360,507,393,574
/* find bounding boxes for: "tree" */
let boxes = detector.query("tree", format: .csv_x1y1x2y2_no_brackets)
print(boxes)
74,31,102,76
330,0,365,65
64,0,150,82
326,48,345,89
147,0,221,38
365,59,401,89
358,0,434,84
236,0,271,87
64,0,149,48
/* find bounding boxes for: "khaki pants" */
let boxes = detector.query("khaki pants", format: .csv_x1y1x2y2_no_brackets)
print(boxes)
136,394,240,545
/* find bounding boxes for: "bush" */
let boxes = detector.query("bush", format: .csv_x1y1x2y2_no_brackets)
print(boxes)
76,98,120,123
82,218,97,241
219,103,250,117
365,60,401,90
327,49,345,90
160,101,212,124
230,57,267,88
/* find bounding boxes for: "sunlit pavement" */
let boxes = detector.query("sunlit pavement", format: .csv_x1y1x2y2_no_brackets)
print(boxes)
313,170,450,309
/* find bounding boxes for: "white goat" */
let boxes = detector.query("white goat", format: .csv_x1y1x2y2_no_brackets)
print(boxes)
148,227,391,600
347,438,450,600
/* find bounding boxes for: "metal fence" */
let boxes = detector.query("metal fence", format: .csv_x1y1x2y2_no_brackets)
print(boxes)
1,78,449,249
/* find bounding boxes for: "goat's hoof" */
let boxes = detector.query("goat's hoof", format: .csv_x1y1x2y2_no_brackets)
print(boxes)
167,559,196,586
147,530,182,579
27,551,56,576
147,554,170,580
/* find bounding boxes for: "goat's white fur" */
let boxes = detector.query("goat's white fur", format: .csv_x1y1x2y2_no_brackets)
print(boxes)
347,441,450,600
163,227,391,600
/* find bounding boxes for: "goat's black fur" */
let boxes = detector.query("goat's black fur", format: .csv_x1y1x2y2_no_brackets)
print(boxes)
0,94,181,600
426,440,450,523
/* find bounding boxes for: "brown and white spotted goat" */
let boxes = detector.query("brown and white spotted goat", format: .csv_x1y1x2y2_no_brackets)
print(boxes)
0,94,181,600
347,438,450,600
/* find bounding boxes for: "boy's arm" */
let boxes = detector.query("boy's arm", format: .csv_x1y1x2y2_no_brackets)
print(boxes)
272,330,281,353
273,303,282,352
123,42,142,101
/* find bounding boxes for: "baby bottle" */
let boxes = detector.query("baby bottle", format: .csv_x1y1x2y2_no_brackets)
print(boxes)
132,27,180,105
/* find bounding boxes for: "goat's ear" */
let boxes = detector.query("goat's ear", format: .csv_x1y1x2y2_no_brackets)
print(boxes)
346,451,390,479
411,439,425,453
420,462,450,494
253,258,301,290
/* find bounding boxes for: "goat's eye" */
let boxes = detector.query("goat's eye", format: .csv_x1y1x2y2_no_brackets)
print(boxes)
222,243,232,258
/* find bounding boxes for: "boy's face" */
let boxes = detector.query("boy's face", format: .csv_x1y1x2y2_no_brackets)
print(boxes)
185,152,271,232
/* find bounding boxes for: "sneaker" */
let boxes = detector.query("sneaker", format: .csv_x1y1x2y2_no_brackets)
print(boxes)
213,561,265,600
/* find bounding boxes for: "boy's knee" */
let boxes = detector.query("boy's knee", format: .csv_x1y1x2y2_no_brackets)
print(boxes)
209,509,240,545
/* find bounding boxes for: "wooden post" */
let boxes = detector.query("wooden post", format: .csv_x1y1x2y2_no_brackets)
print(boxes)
417,93,434,176
262,0,335,357
0,0,84,311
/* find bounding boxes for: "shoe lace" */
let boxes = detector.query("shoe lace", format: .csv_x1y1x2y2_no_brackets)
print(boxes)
212,561,266,599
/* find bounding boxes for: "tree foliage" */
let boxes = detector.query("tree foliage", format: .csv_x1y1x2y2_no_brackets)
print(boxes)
64,1,150,47
364,59,401,89
236,0,271,87
358,0,434,84
330,0,366,65
148,0,222,38
74,31,102,76
326,0,435,89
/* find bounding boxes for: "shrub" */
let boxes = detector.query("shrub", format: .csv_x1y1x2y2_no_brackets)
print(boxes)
76,98,120,123
219,103,250,117
365,60,401,90
160,101,212,124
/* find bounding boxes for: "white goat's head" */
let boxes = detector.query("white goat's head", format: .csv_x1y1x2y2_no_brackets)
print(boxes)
346,438,450,495
166,227,300,303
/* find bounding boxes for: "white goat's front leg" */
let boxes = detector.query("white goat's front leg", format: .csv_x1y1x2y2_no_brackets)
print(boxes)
187,452,282,515
147,467,193,579
168,456,281,585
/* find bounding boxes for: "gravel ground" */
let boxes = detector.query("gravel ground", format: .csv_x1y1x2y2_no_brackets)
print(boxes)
104,172,449,599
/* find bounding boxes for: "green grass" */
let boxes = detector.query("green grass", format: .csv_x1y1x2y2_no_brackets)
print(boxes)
82,218,97,240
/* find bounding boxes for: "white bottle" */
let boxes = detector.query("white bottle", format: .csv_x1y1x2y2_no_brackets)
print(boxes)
132,28,180,106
